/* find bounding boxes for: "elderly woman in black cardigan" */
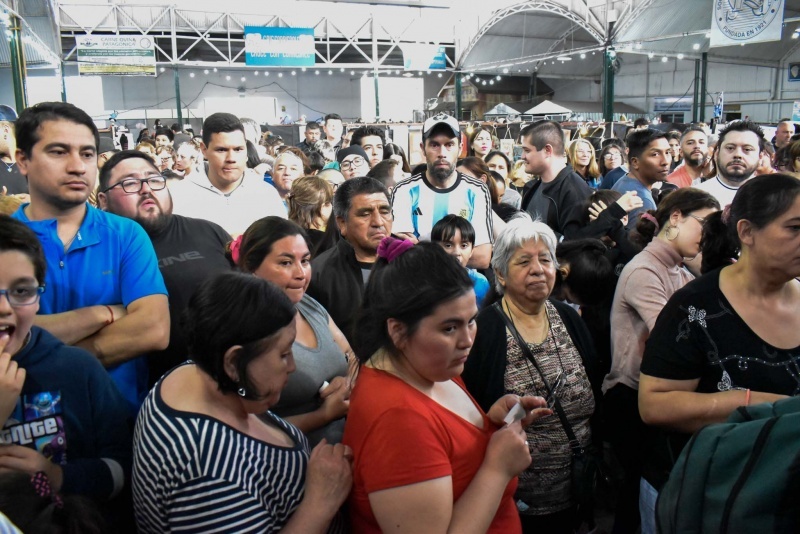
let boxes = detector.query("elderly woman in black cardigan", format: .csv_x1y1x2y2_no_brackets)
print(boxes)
462,214,601,534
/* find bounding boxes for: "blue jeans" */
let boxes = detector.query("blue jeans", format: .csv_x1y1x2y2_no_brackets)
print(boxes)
639,478,659,534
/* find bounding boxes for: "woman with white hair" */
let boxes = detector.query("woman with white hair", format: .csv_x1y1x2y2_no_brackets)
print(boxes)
463,213,601,534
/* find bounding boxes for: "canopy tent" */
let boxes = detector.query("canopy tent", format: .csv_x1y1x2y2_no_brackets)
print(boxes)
483,103,521,119
524,100,573,116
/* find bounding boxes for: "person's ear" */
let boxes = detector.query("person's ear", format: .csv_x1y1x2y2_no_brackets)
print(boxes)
387,318,408,351
200,142,208,159
558,265,570,280
494,269,506,289
97,191,108,211
336,216,347,237
222,345,244,384
737,219,755,247
670,209,682,227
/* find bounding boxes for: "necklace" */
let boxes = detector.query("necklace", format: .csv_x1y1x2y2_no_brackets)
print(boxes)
503,298,567,393
62,229,81,251
2,160,13,172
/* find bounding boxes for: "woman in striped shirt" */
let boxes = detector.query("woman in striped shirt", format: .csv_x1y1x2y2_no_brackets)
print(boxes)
132,273,352,533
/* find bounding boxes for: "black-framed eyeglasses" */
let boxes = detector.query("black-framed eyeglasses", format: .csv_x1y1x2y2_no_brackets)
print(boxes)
103,176,167,194
0,286,45,307
341,157,366,171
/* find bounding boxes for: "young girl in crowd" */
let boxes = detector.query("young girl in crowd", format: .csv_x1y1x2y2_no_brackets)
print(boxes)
431,215,490,308
343,238,550,533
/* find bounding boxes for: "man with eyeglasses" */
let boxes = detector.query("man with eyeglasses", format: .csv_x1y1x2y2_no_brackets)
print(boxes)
11,102,169,413
98,150,232,387
336,145,370,179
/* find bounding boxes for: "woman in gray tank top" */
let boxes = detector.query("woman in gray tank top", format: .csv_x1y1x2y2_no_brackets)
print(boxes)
229,216,353,446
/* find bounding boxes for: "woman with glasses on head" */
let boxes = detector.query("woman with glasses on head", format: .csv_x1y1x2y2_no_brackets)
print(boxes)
0,215,132,502
567,139,601,189
602,188,719,534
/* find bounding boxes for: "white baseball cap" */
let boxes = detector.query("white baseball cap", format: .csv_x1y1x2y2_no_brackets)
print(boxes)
422,113,460,140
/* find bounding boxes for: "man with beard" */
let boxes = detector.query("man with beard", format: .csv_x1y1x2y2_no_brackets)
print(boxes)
11,102,169,412
612,129,671,229
390,114,492,268
667,126,709,188
98,150,232,386
519,120,594,239
169,113,286,236
696,120,763,208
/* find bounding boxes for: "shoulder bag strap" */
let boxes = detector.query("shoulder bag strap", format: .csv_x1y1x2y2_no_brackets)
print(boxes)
491,302,585,456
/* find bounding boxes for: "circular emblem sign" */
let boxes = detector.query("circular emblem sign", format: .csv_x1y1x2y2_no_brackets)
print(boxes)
715,0,780,41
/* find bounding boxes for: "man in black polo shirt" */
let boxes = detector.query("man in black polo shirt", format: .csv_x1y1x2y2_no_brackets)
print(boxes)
98,150,232,385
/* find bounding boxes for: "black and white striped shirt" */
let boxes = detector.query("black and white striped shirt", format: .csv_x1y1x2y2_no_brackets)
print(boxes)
132,375,311,533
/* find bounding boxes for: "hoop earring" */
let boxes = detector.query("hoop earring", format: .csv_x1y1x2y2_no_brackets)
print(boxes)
665,225,680,241
237,386,247,397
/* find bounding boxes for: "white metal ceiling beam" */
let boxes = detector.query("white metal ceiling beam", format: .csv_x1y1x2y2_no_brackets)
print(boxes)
457,1,605,70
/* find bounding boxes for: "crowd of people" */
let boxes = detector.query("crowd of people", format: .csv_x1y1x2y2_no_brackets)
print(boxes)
0,99,798,533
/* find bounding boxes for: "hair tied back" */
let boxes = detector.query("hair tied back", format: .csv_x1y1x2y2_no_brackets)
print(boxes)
377,236,414,263
640,212,659,233
721,204,732,224
230,234,244,265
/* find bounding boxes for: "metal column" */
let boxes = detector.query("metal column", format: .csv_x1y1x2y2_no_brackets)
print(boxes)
60,61,67,103
602,50,615,123
8,14,27,112
692,59,700,123
699,53,708,122
454,72,462,121
173,67,182,125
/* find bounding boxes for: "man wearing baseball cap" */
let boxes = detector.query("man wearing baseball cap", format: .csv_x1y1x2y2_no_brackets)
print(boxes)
390,113,493,268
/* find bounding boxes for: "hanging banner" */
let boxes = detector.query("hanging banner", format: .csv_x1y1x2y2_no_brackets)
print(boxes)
710,0,784,48
76,35,156,76
244,27,315,67
402,44,447,71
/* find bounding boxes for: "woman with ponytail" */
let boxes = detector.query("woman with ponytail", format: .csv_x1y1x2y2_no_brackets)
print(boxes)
602,187,719,534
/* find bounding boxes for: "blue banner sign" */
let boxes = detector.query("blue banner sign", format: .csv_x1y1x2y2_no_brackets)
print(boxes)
244,27,315,67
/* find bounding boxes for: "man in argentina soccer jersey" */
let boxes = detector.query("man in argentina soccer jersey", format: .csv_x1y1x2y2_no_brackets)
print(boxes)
390,113,493,269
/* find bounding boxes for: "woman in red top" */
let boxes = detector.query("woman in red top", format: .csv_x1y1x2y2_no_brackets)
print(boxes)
342,238,550,534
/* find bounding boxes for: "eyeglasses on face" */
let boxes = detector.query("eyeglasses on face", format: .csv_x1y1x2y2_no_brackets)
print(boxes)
687,214,706,225
604,153,621,160
0,286,45,307
341,157,366,171
103,176,168,193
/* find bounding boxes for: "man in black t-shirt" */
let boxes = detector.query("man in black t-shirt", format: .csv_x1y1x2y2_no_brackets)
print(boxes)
98,150,233,385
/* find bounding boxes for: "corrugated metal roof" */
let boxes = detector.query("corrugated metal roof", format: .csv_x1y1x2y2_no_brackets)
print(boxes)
0,16,60,68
